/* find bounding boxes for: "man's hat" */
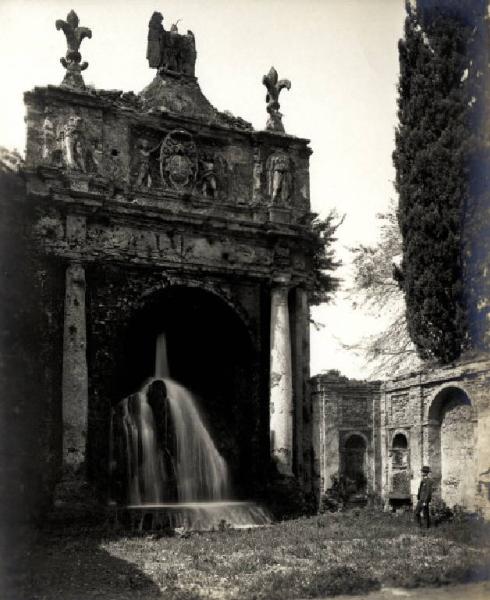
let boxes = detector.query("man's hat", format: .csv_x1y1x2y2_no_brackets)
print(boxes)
421,466,431,474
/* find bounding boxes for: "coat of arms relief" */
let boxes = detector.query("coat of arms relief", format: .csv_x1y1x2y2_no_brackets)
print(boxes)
132,128,230,200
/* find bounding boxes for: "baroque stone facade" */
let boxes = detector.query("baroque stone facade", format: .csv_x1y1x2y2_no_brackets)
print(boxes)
4,11,320,514
312,355,490,518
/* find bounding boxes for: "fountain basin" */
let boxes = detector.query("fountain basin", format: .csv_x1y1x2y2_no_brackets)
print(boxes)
110,500,272,531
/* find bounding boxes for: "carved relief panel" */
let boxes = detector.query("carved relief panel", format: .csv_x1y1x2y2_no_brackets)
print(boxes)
160,129,198,190
42,112,101,175
130,127,232,200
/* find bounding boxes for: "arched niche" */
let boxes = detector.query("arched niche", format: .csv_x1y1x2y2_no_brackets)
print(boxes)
427,385,477,508
114,285,262,498
392,432,409,469
341,433,368,495
389,430,411,501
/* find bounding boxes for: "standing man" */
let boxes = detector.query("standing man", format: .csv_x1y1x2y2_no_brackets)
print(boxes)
415,465,433,528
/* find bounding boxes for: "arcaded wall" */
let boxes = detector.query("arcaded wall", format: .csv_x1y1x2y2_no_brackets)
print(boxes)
381,356,490,516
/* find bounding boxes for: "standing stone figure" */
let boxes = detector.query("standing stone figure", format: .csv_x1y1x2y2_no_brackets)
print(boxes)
199,156,218,199
262,66,291,133
414,465,433,528
136,139,161,188
252,150,264,202
147,12,164,68
266,152,292,204
64,116,87,172
55,10,92,89
42,117,56,162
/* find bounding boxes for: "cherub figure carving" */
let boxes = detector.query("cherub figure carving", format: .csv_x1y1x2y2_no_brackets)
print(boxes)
56,10,92,89
198,154,228,200
199,156,218,199
262,67,291,133
136,139,161,188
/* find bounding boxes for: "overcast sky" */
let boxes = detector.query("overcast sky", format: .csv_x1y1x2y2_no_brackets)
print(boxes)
0,0,405,379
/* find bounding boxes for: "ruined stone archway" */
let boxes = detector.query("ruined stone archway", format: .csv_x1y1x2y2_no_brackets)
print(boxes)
427,385,477,508
115,285,263,497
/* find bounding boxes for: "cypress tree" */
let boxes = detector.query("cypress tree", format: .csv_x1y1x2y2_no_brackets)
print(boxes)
393,0,488,363
464,3,490,350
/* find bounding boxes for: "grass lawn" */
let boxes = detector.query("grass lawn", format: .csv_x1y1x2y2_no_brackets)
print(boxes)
10,510,490,600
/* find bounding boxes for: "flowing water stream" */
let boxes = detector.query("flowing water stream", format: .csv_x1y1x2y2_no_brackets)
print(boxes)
110,333,271,529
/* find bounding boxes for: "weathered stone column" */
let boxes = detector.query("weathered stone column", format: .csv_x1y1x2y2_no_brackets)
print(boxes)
293,287,309,482
270,279,293,476
61,261,88,475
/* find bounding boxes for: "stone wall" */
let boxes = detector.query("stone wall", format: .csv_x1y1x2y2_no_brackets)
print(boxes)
311,371,382,499
0,169,65,529
312,357,490,518
382,355,490,517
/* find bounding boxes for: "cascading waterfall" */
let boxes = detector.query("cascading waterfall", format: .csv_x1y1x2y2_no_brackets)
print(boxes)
110,332,271,529
165,379,230,502
154,332,170,380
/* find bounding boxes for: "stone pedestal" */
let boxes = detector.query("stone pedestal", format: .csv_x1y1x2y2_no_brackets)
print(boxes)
269,207,291,224
270,281,293,475
57,261,89,502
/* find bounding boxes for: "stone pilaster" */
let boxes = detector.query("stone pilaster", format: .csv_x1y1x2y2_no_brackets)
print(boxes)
422,419,441,494
379,388,390,503
311,383,323,495
410,384,424,499
372,393,382,496
270,279,293,476
476,410,490,518
58,260,89,499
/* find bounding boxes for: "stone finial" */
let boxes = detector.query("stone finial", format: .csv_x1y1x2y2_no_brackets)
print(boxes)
56,10,92,89
262,67,291,133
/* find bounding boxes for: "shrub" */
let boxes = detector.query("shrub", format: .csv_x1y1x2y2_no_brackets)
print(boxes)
259,471,313,520
430,497,453,525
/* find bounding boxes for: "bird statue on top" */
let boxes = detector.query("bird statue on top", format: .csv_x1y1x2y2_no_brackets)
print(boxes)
56,10,92,89
146,12,196,77
262,67,291,133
